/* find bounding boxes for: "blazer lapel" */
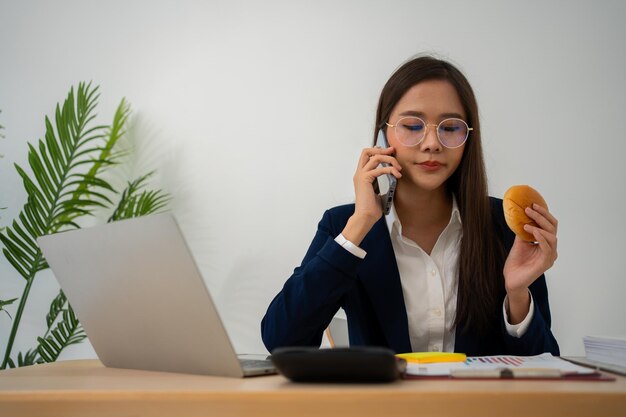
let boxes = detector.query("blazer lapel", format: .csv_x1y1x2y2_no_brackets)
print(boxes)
359,218,412,353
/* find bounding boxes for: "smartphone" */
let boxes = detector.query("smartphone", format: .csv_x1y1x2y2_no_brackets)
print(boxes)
374,129,397,215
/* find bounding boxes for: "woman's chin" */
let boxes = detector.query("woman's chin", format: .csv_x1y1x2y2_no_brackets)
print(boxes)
398,175,448,194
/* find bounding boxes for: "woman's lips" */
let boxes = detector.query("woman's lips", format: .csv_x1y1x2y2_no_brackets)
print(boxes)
417,161,443,171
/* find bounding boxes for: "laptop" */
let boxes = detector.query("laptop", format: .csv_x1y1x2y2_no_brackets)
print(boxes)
37,213,276,377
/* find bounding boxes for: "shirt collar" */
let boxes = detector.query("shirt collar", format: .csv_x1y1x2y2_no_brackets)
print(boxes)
385,194,462,238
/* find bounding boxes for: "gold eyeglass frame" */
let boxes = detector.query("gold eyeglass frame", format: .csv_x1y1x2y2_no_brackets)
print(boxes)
386,116,473,149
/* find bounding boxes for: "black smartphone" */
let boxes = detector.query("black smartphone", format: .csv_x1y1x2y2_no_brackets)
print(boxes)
374,129,397,215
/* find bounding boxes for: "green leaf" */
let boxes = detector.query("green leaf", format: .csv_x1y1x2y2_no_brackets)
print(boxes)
27,144,55,204
46,290,67,328
1,247,29,279
66,175,115,192
37,306,86,363
38,139,61,187
6,225,37,259
45,116,68,161
0,298,18,308
56,97,130,230
24,204,46,236
18,212,39,237
109,173,170,222
9,223,40,269
44,125,66,178
0,234,34,269
0,298,18,319
15,164,51,213
13,349,43,367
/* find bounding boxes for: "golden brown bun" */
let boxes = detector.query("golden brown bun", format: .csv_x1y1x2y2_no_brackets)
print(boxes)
503,185,548,242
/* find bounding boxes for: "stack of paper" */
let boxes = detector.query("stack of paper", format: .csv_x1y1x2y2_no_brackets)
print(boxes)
583,335,626,368
405,353,595,378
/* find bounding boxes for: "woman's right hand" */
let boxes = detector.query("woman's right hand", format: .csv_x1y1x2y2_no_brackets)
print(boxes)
341,146,402,245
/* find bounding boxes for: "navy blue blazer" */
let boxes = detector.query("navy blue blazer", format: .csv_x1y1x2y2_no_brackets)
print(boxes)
261,197,559,356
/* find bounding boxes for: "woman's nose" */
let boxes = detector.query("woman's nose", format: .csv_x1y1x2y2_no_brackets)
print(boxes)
419,124,442,152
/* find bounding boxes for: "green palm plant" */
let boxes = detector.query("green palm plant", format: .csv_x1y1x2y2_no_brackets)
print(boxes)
0,83,170,369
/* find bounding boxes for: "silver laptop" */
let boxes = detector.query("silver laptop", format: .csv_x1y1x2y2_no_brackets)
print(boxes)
37,213,275,377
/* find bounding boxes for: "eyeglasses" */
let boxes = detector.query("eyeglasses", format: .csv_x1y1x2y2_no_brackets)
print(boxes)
386,117,472,149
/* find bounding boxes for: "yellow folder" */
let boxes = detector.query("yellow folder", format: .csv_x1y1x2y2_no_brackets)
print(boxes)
396,352,467,364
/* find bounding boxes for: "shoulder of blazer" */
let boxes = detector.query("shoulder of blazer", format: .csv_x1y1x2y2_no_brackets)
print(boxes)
323,203,356,234
322,204,391,256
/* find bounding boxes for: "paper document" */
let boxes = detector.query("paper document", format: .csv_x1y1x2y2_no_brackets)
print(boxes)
583,335,626,368
406,353,596,377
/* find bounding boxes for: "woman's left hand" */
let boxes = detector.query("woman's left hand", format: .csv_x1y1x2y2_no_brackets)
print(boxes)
503,203,559,295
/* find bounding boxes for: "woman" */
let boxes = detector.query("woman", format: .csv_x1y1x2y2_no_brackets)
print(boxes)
261,56,559,356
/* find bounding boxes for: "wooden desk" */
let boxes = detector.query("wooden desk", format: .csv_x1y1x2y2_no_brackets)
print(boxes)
0,359,625,417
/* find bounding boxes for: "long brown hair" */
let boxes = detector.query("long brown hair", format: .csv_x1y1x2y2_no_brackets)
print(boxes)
374,55,505,336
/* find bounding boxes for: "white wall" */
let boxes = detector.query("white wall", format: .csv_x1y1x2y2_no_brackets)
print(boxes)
1,0,625,360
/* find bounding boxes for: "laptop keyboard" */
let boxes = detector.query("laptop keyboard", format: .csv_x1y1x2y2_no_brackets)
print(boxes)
240,358,273,370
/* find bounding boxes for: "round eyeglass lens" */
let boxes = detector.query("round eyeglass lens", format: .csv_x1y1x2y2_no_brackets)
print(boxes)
396,117,426,146
437,118,468,148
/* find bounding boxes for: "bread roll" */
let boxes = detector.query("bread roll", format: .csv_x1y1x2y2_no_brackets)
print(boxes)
503,185,548,242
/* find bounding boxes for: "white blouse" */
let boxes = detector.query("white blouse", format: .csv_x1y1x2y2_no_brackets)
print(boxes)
335,197,533,352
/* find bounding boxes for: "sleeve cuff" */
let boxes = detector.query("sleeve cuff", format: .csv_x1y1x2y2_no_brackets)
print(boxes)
503,290,535,338
334,233,367,259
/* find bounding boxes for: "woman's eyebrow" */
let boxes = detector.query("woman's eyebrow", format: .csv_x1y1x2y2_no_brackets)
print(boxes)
399,110,465,119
